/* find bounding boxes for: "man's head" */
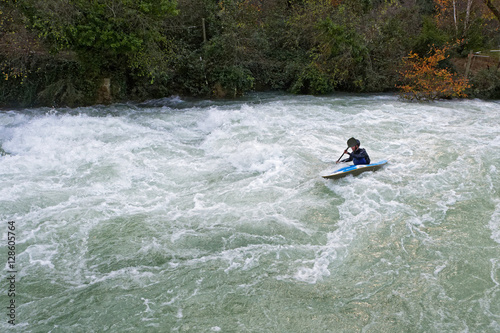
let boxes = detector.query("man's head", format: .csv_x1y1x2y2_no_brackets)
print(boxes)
347,137,360,150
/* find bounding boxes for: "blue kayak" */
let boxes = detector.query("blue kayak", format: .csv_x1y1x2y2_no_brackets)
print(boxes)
322,160,388,180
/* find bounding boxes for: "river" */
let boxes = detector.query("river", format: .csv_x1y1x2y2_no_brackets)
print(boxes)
1,93,499,332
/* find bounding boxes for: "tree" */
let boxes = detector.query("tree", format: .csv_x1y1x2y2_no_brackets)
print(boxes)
434,0,481,43
397,44,470,100
434,0,500,49
22,0,178,78
483,0,500,23
0,0,43,82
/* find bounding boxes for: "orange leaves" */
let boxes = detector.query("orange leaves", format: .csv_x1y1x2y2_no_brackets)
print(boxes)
397,45,470,100
434,0,455,21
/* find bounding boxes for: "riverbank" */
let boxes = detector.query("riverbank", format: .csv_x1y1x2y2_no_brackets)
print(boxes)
2,1,499,108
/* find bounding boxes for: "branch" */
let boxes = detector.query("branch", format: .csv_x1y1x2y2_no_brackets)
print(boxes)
484,0,500,23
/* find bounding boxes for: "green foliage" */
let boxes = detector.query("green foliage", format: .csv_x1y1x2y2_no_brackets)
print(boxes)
37,78,83,107
362,4,423,92
470,67,500,99
36,60,97,107
170,49,211,97
128,72,172,101
291,62,335,94
416,0,437,15
413,16,450,55
317,18,367,64
0,55,94,107
1,0,500,106
22,0,178,76
211,65,254,98
461,18,487,54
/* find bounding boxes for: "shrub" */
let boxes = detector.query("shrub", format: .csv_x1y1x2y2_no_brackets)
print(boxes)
211,66,254,98
470,67,500,99
397,45,470,100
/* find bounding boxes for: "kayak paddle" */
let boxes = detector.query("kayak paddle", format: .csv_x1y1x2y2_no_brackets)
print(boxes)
336,148,349,164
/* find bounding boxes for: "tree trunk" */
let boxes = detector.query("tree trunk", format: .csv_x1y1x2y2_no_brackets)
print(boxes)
464,0,473,32
484,0,500,23
453,0,458,36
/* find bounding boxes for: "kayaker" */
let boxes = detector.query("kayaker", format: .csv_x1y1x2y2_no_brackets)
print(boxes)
337,137,370,165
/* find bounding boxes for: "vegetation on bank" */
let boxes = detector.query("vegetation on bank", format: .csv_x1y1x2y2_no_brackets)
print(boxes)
398,44,472,100
1,0,500,107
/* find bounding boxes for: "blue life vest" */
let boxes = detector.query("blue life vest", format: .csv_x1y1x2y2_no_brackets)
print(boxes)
351,148,370,165
353,157,367,165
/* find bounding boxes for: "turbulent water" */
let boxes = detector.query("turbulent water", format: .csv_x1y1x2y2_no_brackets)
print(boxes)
1,93,499,332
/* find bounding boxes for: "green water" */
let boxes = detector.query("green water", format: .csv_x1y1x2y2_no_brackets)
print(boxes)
1,94,499,332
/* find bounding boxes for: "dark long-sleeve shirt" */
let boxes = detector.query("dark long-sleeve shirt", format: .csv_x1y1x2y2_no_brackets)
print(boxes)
342,148,370,165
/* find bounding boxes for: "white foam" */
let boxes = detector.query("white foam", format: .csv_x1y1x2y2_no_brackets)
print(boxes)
293,252,333,284
25,244,56,269
489,200,500,244
1,95,500,331
227,141,284,173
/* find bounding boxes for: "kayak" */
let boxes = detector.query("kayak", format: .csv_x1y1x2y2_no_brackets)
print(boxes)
322,160,388,180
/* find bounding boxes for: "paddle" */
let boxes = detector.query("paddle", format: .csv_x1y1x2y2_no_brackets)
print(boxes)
336,148,349,164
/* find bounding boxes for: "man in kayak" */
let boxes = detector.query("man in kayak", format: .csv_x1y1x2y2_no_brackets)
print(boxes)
337,137,370,165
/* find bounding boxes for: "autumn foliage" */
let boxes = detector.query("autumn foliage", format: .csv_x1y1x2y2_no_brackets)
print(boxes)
397,45,470,100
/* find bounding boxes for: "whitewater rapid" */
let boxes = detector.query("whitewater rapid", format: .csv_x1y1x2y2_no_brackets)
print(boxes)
1,93,499,332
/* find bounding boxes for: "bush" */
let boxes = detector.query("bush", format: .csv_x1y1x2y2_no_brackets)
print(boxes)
412,16,450,56
397,45,470,100
470,67,500,99
210,66,254,98
0,55,95,107
290,62,335,94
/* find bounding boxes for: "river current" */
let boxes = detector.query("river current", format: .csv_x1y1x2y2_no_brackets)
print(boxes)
1,93,499,332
